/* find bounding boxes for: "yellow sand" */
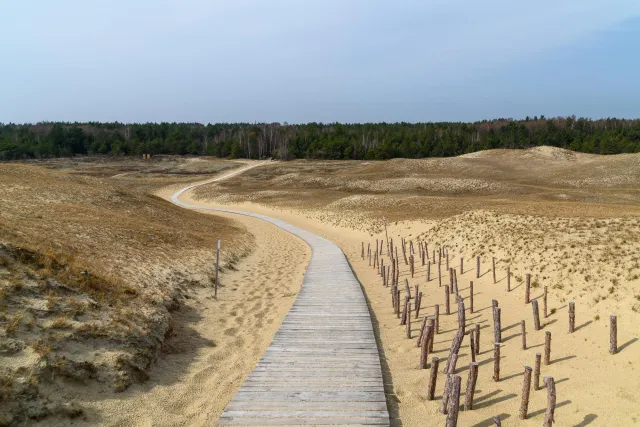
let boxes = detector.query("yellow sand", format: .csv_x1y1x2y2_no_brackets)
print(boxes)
177,194,640,426
80,209,311,426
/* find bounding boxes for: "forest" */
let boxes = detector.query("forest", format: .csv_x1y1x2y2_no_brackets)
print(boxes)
1,117,639,161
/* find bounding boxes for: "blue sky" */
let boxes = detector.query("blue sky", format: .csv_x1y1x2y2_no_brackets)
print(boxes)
1,0,639,123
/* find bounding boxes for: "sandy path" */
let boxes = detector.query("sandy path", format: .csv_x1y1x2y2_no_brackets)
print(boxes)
78,164,311,426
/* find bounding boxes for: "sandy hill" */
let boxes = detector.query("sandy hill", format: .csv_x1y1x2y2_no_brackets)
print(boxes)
0,164,251,426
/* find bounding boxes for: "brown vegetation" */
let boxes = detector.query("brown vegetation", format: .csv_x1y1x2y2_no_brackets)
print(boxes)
0,163,251,425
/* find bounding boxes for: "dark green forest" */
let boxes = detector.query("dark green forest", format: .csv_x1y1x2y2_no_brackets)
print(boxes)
1,117,640,161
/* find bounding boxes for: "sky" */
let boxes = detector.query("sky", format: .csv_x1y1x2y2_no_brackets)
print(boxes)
1,0,640,123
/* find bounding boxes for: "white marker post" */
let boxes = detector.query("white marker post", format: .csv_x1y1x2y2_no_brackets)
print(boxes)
215,238,221,298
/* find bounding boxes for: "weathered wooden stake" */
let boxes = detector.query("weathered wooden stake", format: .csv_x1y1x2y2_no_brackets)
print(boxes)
521,320,527,350
445,285,451,315
493,343,500,381
446,248,449,270
406,299,412,338
410,255,414,278
469,330,476,363
469,281,474,314
568,302,575,333
417,317,428,348
420,325,432,369
476,255,480,279
525,273,531,304
544,331,551,365
460,257,464,274
445,375,462,426
427,357,440,400
401,296,409,325
444,329,465,374
440,373,452,414
492,257,496,284
519,365,533,419
532,299,541,331
610,314,617,354
438,262,442,287
543,377,556,427
507,265,511,291
435,305,440,334
416,292,422,317
474,323,481,354
427,260,431,282
458,300,466,334
361,242,364,259
494,307,501,343
543,286,548,318
447,354,458,374
534,353,541,390
427,317,435,352
215,238,221,299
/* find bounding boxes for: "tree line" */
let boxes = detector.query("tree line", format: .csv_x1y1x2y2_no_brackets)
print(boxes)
1,116,639,161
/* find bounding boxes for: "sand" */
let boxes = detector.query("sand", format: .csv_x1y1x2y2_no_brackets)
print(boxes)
72,199,311,425
177,191,640,426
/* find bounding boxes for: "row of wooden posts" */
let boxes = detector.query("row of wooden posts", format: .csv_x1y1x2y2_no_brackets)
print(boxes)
362,233,620,426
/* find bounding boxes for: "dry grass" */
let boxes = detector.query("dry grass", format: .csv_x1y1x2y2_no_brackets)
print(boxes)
0,162,252,425
192,147,640,232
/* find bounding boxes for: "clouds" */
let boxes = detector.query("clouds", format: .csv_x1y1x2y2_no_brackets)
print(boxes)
1,1,639,122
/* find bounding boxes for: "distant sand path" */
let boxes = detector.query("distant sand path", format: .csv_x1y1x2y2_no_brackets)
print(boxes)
171,163,390,426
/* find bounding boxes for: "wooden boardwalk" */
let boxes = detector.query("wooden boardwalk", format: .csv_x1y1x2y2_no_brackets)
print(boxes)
171,177,390,426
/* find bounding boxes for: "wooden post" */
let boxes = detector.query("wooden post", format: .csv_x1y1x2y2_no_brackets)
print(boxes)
476,255,480,279
469,281,474,314
420,326,432,369
610,315,617,355
543,286,548,317
406,299,412,338
427,317,435,352
444,329,465,374
447,354,458,374
438,262,442,287
543,377,556,427
368,243,371,266
427,357,439,400
494,307,501,343
445,375,462,426
458,300,466,334
532,299,541,331
519,366,533,419
446,248,449,270
361,242,364,259
445,286,450,315
435,305,440,334
568,302,575,333
521,320,527,350
469,330,476,362
215,238,221,299
401,296,409,325
460,257,464,275
440,374,452,414
544,331,551,365
507,265,511,291
427,260,431,282
410,255,414,278
534,353,542,391
493,343,500,381
449,268,454,293
492,257,496,284
474,323,480,354
525,273,531,304
416,292,422,317
417,317,428,348
453,269,458,294
492,299,498,321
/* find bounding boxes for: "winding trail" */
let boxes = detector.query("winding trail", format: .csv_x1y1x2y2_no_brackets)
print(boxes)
170,163,390,426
